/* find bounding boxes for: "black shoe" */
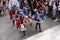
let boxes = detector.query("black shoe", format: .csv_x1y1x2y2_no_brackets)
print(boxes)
51,17,56,20
39,30,43,32
0,15,2,17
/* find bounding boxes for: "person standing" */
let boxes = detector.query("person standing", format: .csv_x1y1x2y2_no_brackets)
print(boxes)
52,0,57,19
48,0,53,17
55,1,60,21
9,0,19,10
0,0,3,16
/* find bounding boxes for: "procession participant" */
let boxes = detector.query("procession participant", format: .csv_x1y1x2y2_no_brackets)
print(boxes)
9,4,16,20
15,18,20,30
19,11,27,37
12,13,16,25
34,9,42,32
24,1,30,15
15,9,22,30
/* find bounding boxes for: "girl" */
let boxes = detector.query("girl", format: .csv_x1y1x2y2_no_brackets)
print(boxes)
20,16,26,37
19,11,27,37
34,9,42,32
12,13,16,25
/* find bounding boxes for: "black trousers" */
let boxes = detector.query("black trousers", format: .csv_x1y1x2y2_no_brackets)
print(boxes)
23,31,26,36
12,20,15,25
0,10,2,16
48,6,53,16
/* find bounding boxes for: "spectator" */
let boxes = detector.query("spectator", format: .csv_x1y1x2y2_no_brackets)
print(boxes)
0,0,3,16
52,0,57,19
48,0,53,17
55,1,60,21
9,0,19,10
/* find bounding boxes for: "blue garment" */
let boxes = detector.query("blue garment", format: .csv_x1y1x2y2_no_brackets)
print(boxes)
23,7,27,14
40,12,44,21
34,12,39,20
27,7,30,15
19,12,24,16
12,4,16,8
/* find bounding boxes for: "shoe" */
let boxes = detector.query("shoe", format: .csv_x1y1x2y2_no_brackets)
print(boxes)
54,19,58,22
51,17,56,20
24,36,27,37
0,15,2,17
39,30,43,32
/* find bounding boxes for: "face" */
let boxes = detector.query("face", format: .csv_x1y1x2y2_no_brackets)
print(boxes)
40,11,42,13
36,2,39,6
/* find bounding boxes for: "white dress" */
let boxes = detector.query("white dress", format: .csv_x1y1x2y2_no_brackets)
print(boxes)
20,24,26,31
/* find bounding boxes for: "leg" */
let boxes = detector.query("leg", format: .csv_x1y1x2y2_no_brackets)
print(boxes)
35,23,38,30
0,10,1,16
50,6,53,16
55,10,59,21
47,6,50,17
13,20,15,25
39,23,42,32
23,31,26,36
0,10,2,16
52,9,56,19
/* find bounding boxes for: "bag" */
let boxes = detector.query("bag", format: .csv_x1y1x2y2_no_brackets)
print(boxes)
20,24,26,31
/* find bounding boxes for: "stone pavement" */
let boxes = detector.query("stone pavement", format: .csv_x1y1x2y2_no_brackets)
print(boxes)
0,12,60,40
25,25,60,40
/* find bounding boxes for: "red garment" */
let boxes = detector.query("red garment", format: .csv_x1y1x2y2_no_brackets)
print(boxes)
37,19,40,22
15,10,20,18
17,10,20,15
24,2,29,8
16,18,24,30
20,18,23,24
16,14,19,18
25,13,29,16
38,7,43,13
28,16,34,20
9,9,15,20
16,20,21,30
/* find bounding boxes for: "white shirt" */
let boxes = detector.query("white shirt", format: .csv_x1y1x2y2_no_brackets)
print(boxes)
6,1,9,7
9,0,19,10
53,2,56,10
24,0,27,3
49,0,53,6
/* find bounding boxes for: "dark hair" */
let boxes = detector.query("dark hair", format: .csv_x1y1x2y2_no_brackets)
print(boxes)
0,1,1,3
